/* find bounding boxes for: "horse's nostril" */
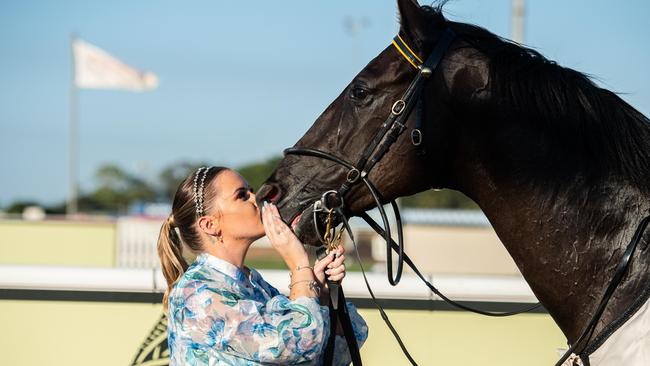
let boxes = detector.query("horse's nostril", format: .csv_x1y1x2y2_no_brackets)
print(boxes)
258,183,282,204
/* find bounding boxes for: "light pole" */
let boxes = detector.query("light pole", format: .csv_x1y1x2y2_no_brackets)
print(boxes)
511,0,526,44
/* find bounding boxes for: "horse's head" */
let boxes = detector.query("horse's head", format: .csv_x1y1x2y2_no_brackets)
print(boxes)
257,0,490,245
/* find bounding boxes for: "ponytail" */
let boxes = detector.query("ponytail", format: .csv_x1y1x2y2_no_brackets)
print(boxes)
157,214,188,312
156,166,228,312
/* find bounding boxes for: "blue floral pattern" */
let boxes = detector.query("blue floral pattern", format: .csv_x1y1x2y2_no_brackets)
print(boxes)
168,252,368,365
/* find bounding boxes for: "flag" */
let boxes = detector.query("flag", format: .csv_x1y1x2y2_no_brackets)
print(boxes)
72,39,159,91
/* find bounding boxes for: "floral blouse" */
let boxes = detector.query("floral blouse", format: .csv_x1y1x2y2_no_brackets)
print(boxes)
167,252,368,365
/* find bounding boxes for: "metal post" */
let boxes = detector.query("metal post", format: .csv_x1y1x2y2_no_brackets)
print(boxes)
511,0,525,44
67,34,79,215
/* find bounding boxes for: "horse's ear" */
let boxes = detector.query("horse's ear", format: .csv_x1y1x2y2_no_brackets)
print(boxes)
397,0,429,44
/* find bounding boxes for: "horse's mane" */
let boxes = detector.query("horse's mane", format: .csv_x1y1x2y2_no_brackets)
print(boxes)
424,5,650,192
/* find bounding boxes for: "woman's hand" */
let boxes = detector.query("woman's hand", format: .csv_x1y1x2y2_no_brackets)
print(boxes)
314,245,346,287
262,202,309,269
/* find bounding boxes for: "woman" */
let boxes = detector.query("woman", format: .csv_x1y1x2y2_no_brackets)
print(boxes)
157,166,368,365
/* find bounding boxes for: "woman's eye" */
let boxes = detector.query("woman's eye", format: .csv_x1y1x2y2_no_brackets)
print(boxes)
350,86,369,101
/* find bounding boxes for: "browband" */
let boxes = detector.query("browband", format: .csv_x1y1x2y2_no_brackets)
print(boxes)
391,34,423,68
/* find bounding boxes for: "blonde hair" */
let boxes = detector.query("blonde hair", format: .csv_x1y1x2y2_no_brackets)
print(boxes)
157,167,227,312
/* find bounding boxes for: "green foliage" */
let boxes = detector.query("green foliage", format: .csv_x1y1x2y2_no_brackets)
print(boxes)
159,161,210,201
237,156,282,191
81,164,157,214
7,156,478,214
5,201,40,214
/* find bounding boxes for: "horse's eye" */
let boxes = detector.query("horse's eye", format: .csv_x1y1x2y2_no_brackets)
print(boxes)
350,86,369,101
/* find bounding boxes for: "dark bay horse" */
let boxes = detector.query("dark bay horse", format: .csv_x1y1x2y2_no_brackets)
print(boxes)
256,0,650,363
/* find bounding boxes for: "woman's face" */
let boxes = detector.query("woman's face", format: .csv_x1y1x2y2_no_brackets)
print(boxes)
211,169,265,242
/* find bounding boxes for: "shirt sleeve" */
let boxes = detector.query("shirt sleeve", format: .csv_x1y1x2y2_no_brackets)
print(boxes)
319,301,369,366
179,280,326,364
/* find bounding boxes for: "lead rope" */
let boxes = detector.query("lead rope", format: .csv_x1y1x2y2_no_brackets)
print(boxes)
336,208,421,366
320,210,363,366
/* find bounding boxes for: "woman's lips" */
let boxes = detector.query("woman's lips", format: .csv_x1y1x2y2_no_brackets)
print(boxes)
290,213,303,231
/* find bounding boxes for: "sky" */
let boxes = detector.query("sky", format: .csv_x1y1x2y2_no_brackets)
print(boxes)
1,0,649,207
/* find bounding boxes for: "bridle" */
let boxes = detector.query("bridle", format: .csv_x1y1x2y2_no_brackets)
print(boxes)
284,27,542,366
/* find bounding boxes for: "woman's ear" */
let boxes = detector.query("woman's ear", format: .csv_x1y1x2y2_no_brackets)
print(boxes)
197,215,221,238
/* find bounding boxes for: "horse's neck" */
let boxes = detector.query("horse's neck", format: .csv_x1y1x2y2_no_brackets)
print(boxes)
460,168,650,344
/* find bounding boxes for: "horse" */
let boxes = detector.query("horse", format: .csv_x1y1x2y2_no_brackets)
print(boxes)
255,0,650,364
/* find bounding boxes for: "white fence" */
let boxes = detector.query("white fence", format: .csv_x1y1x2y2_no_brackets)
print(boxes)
0,264,537,303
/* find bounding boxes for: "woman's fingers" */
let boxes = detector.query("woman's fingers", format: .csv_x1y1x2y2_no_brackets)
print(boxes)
264,202,302,249
336,245,345,256
328,254,345,269
315,252,334,272
269,204,290,233
262,204,273,232
326,263,345,276
263,203,281,242
328,271,346,282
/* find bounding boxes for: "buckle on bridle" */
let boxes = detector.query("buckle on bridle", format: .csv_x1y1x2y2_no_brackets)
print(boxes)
411,129,422,146
391,100,406,115
346,168,361,184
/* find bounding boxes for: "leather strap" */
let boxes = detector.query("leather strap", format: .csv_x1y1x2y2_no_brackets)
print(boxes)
319,249,363,366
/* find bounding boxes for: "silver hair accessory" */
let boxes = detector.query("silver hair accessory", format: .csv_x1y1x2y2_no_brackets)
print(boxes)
193,166,213,217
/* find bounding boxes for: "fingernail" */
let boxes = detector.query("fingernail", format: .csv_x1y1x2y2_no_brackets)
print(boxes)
325,270,331,274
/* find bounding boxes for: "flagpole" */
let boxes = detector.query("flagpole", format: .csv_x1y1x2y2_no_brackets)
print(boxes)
67,33,79,215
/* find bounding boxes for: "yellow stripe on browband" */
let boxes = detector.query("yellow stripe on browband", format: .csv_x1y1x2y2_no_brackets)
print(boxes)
391,40,419,69
397,34,423,64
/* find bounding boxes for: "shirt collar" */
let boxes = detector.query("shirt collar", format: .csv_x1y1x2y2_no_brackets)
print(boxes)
196,252,249,283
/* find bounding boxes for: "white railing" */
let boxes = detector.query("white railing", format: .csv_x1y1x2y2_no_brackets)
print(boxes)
0,264,537,303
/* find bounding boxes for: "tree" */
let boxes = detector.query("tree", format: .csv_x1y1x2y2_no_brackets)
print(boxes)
237,156,282,191
5,201,40,214
88,164,156,214
159,161,211,200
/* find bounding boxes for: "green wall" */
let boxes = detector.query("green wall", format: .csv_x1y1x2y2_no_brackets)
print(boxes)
0,300,566,366
0,220,116,267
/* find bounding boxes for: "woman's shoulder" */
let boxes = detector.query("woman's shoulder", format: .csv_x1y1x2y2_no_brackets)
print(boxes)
170,262,227,302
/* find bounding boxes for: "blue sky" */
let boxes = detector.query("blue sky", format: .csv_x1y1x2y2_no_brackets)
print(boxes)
1,0,649,206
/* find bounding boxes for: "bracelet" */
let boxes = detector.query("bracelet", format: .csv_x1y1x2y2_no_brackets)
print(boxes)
289,265,313,277
288,280,321,296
